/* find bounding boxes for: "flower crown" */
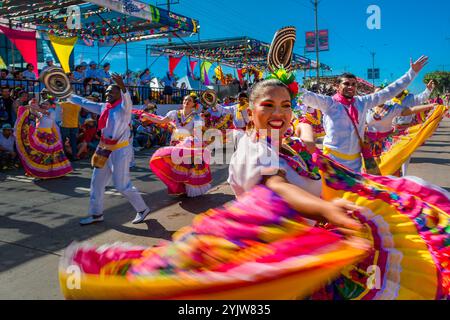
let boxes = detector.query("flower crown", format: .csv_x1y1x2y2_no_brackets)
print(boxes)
265,67,299,99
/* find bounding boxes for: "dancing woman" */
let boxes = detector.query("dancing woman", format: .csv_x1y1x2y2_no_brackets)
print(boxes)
145,94,212,197
363,86,444,175
15,99,72,179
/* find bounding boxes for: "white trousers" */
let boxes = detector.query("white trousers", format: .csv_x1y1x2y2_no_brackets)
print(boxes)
88,145,148,216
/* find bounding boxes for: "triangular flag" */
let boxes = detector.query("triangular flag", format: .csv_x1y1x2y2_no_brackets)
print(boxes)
200,61,212,84
169,56,183,76
237,68,244,84
203,68,210,85
0,25,38,76
0,55,6,69
190,59,198,75
186,60,192,78
48,34,78,73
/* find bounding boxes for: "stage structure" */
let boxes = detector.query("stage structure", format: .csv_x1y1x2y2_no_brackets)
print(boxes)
0,0,199,71
149,36,331,71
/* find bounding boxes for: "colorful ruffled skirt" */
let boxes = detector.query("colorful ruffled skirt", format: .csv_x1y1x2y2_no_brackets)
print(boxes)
362,105,447,176
315,152,450,299
58,145,449,300
149,136,212,197
15,107,72,179
59,185,367,299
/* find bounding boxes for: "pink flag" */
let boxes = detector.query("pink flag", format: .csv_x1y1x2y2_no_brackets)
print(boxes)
0,25,38,76
169,56,183,76
190,59,198,75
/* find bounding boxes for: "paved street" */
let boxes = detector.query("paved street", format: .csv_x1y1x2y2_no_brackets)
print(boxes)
0,118,449,299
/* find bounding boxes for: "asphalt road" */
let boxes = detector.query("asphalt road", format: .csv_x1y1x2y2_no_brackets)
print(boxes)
0,118,449,299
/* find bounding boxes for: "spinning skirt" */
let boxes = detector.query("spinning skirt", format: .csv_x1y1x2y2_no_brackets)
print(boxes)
59,185,367,300
149,136,212,197
15,107,72,179
315,152,450,299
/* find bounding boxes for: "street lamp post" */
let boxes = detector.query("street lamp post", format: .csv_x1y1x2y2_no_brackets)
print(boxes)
371,51,376,86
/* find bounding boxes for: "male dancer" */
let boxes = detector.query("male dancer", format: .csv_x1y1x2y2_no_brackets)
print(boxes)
301,56,429,172
68,74,150,225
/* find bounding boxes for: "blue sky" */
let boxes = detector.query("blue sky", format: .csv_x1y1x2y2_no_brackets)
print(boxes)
74,0,450,93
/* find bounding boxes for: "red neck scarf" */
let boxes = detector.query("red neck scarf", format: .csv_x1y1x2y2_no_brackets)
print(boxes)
332,93,359,125
98,99,122,131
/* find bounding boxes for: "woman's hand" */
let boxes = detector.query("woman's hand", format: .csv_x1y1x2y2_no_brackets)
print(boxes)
322,198,366,236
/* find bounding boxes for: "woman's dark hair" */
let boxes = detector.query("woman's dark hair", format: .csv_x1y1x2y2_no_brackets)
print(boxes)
249,79,290,107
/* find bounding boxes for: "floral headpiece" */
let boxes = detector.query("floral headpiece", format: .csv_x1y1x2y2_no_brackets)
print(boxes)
265,67,299,99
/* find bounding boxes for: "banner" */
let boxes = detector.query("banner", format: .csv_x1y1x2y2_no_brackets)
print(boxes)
318,30,329,51
0,25,38,76
48,35,78,73
305,30,329,52
200,61,212,84
305,31,316,53
169,56,182,76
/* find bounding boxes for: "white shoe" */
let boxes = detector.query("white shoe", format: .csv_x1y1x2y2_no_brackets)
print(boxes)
132,208,151,224
79,214,104,226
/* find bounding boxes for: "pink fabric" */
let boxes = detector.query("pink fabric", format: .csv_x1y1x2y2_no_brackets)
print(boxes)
97,99,122,131
368,175,450,214
333,93,359,125
0,25,38,77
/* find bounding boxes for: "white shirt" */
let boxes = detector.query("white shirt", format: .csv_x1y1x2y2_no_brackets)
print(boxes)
228,133,322,198
37,109,56,129
166,109,203,135
392,88,432,126
366,103,404,133
68,91,133,144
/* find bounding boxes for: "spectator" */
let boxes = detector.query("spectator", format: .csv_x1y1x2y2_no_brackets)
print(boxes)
98,62,112,85
76,117,99,159
42,56,55,72
162,72,175,104
86,61,101,83
140,68,152,86
135,121,157,149
83,77,94,96
0,86,14,126
60,99,82,161
73,65,84,82
12,89,29,125
22,63,37,80
0,123,18,170
80,61,88,78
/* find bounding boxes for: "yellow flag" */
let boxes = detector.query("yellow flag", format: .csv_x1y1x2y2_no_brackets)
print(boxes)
48,35,78,73
0,55,6,69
